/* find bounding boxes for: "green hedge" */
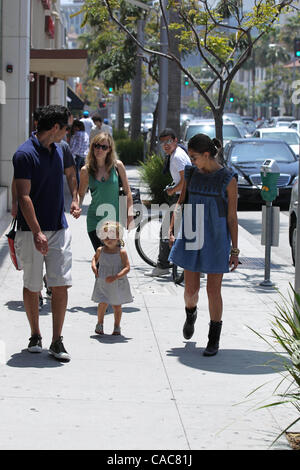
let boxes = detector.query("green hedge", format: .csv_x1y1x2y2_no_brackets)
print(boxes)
113,128,128,140
115,138,144,165
139,153,172,204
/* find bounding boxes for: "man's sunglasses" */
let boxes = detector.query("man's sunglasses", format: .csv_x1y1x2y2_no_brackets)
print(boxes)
94,144,109,150
160,138,174,147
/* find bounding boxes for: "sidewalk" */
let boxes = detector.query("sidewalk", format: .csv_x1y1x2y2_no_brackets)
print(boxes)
0,166,298,450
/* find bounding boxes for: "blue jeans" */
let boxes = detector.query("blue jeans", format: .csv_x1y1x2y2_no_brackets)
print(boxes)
75,155,85,186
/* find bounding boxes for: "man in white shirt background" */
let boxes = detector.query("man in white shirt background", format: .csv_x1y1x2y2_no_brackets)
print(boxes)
80,110,94,137
102,118,113,135
148,128,191,277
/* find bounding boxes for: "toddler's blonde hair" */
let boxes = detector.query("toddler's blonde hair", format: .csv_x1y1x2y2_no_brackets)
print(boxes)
97,221,125,247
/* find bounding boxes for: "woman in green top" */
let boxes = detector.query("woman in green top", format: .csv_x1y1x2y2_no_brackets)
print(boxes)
78,132,133,250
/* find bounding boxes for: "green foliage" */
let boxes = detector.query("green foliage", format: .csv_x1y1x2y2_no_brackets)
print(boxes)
115,138,144,165
248,284,300,445
84,0,295,142
81,0,138,91
228,81,249,112
139,154,172,204
113,128,129,140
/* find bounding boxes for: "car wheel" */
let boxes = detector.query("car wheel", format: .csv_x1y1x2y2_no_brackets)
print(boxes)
291,221,297,266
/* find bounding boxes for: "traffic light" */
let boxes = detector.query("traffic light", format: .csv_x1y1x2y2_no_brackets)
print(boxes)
229,94,234,103
108,87,113,93
184,75,189,86
99,100,106,108
294,38,300,58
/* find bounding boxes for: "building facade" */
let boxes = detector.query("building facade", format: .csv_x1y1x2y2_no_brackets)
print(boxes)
0,0,87,218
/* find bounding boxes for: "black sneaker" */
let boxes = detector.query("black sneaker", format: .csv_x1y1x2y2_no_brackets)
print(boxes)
28,334,42,353
49,336,71,362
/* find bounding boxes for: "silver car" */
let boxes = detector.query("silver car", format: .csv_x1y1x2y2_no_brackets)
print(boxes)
252,127,300,155
289,177,298,265
182,119,244,147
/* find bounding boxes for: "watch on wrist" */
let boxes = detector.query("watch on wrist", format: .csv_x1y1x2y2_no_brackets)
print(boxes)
230,247,240,256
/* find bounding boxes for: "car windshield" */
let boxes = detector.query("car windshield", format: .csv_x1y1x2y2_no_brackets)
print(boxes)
277,122,290,127
230,142,295,163
185,124,241,141
261,132,300,145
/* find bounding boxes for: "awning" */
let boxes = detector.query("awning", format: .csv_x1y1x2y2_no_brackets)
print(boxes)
30,49,88,80
67,86,85,110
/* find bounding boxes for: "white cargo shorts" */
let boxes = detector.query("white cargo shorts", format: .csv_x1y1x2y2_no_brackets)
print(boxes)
15,228,72,292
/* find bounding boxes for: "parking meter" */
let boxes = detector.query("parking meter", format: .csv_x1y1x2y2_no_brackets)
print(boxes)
260,159,280,202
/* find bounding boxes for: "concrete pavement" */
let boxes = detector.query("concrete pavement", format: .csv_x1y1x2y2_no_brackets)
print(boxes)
0,166,298,450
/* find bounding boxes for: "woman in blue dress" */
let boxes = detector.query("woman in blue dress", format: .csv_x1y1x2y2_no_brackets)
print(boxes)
169,133,239,356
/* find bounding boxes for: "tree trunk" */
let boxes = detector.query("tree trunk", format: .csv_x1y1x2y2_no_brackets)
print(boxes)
130,60,142,140
117,95,124,131
150,98,159,154
252,50,256,118
213,108,224,165
130,19,143,140
166,6,181,138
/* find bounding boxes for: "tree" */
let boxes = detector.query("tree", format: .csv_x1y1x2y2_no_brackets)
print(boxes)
82,0,295,155
78,3,144,134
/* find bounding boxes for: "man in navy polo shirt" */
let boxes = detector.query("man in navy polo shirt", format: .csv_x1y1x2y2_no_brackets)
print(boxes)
13,105,81,362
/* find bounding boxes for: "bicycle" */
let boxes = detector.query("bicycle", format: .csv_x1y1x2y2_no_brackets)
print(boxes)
134,184,184,285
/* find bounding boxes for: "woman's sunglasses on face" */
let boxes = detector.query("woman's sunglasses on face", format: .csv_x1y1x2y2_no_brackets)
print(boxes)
94,143,109,151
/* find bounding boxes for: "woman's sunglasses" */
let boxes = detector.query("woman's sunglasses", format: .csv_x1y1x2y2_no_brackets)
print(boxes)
94,144,109,151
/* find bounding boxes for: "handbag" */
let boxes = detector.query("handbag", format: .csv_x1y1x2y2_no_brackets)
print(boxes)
114,164,141,204
5,218,21,270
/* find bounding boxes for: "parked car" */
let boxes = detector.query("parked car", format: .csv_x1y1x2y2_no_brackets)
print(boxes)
124,113,131,130
289,177,298,266
223,139,299,204
252,127,300,155
268,116,295,127
141,117,153,132
182,119,244,146
241,116,256,134
289,120,300,134
276,121,292,127
180,113,194,125
223,113,249,136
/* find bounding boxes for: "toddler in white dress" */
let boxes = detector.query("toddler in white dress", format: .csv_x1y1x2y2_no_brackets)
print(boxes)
91,221,133,335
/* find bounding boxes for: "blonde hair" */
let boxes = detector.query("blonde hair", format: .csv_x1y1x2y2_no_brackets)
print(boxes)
97,221,125,247
86,132,118,177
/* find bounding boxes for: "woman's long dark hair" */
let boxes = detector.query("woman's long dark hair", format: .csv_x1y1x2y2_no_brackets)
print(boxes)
70,119,85,136
188,133,222,160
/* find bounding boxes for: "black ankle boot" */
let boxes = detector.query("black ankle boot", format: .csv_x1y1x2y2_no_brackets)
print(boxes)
203,321,222,356
183,307,197,340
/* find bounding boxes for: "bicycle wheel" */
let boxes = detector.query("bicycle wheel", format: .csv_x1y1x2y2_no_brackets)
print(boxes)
172,264,184,285
135,214,163,267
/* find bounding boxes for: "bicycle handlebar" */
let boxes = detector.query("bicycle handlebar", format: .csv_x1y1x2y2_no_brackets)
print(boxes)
164,183,176,192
